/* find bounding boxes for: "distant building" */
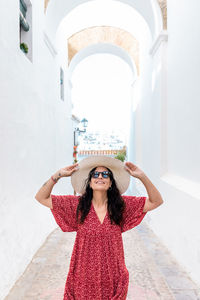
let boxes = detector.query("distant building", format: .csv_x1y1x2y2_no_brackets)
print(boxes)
78,130,126,150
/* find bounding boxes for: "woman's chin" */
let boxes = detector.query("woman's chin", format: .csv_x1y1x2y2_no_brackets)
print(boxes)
92,186,109,192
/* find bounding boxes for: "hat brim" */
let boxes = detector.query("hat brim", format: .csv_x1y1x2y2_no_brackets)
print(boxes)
71,155,130,195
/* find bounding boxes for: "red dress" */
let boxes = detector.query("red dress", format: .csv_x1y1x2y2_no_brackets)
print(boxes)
50,195,147,300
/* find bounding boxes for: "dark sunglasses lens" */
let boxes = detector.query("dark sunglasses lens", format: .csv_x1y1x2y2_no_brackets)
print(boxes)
91,171,110,178
102,172,109,178
92,172,99,178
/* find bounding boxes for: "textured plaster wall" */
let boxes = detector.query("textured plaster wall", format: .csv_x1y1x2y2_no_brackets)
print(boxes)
0,1,74,298
136,0,200,285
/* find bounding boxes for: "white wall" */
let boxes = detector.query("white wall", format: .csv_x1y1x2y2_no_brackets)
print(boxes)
135,0,200,285
0,1,74,299
167,2,200,182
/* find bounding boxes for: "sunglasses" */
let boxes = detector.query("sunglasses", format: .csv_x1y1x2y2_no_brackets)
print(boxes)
91,171,111,178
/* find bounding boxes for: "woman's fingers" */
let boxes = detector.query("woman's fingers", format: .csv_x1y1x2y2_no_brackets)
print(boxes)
68,164,79,174
57,164,79,177
64,163,79,170
71,164,79,171
68,164,78,169
124,165,130,171
70,167,78,174
125,166,133,175
125,161,136,170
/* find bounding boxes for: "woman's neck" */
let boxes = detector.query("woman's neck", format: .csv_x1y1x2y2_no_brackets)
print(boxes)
92,191,108,207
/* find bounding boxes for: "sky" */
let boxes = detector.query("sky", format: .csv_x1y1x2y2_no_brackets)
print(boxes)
71,53,134,142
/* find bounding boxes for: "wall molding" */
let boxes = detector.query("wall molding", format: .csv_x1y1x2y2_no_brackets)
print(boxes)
149,30,168,56
161,172,200,200
43,32,57,57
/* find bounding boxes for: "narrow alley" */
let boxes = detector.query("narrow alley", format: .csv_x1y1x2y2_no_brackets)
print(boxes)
5,222,200,300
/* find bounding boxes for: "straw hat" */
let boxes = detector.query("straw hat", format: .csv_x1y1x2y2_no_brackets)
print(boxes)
71,155,130,195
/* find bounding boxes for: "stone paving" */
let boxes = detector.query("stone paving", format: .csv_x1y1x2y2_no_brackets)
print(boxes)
5,222,200,300
136,224,200,300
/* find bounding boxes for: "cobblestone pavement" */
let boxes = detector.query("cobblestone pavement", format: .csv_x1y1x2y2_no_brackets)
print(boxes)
5,222,200,300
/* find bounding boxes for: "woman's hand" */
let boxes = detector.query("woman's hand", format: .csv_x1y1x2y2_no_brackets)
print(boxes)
55,163,79,178
125,162,145,179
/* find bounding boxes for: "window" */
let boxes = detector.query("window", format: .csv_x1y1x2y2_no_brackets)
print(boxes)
20,0,30,31
60,68,64,101
19,0,32,61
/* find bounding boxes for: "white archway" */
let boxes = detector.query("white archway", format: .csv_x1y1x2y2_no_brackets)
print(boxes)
45,0,163,44
68,43,137,81
66,43,138,173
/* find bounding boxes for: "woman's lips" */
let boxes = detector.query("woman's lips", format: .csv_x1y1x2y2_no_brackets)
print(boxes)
95,181,105,184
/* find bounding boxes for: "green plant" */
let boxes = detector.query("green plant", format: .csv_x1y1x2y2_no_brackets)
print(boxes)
115,147,127,162
20,42,28,53
115,152,126,162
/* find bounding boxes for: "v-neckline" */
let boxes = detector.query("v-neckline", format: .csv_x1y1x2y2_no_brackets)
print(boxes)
91,202,108,225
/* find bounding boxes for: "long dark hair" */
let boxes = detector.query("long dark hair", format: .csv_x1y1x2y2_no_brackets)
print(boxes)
76,166,125,225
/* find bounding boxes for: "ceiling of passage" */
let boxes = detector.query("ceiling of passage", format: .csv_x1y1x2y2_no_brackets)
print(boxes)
68,26,139,73
44,0,167,29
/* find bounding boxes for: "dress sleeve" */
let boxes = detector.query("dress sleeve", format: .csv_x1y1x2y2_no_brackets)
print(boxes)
50,195,79,232
121,195,147,233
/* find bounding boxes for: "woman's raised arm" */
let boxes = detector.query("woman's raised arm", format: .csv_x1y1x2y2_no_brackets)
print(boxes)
35,163,79,209
125,161,163,212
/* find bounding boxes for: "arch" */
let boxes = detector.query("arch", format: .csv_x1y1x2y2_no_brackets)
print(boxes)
44,0,167,27
44,0,164,44
68,26,140,74
68,43,137,83
68,43,137,146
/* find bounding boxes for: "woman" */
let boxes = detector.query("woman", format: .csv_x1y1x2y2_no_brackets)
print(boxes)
35,155,163,300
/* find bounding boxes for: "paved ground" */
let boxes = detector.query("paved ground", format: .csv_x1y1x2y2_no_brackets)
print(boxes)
5,222,200,300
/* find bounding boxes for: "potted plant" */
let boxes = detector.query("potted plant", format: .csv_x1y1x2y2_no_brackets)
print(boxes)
20,43,28,54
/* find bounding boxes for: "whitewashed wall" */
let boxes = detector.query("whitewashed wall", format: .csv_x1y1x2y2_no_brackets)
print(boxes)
0,1,74,299
134,0,200,285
